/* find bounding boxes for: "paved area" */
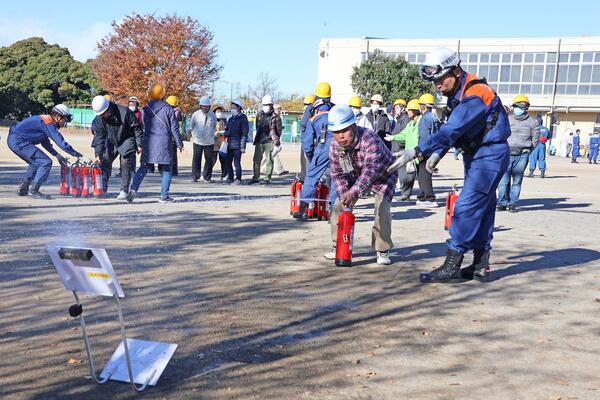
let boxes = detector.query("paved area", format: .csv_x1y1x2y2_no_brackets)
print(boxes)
1,129,600,399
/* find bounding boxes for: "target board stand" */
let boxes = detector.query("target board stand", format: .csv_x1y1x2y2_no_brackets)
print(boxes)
47,246,177,392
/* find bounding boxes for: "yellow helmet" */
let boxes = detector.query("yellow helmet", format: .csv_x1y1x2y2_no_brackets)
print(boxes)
148,83,166,101
370,94,384,104
348,95,361,108
512,94,530,105
406,99,420,111
103,94,113,101
418,93,435,105
165,95,178,107
393,99,407,107
303,94,316,105
315,82,331,99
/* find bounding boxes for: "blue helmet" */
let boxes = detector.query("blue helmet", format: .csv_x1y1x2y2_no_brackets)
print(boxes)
328,105,356,131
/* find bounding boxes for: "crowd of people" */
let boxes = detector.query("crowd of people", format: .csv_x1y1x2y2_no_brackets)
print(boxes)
6,46,599,280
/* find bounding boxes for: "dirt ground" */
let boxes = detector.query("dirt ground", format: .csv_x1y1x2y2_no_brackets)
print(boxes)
1,128,600,400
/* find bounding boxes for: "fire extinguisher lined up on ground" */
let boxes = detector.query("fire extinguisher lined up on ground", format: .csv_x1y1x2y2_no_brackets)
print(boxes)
92,162,103,198
80,162,92,198
444,185,459,231
316,180,330,221
335,207,355,267
59,160,71,196
290,176,302,216
70,160,82,197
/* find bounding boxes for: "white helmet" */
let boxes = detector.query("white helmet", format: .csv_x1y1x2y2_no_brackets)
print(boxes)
128,96,140,104
420,47,461,81
51,104,72,121
261,95,273,105
328,105,356,132
92,95,110,115
231,99,244,109
199,95,211,107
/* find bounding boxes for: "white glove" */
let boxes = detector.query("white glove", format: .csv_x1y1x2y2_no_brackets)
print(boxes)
387,148,416,173
425,153,441,174
272,145,282,157
384,134,394,141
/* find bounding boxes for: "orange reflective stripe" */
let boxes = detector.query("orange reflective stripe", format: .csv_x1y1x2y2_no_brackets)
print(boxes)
40,115,53,125
309,110,329,122
460,74,494,107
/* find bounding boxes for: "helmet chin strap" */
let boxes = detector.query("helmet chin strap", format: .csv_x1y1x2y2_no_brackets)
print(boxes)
444,69,462,98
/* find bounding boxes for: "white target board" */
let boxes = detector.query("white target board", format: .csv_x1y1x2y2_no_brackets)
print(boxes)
47,246,124,297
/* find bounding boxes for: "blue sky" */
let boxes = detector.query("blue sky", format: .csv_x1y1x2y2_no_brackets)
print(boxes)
2,0,599,98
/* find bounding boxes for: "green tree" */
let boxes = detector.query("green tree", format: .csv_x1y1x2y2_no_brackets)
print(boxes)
350,50,434,105
0,37,101,120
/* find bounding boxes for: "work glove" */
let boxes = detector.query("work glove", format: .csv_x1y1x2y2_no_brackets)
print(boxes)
56,154,68,165
384,134,394,141
272,145,282,157
240,147,246,154
425,153,441,174
387,148,416,173
79,156,92,165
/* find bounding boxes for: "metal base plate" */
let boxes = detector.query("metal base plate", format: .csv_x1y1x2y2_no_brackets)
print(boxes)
99,338,177,386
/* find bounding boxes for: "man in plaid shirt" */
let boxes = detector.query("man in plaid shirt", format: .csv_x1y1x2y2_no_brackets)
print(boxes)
326,105,398,265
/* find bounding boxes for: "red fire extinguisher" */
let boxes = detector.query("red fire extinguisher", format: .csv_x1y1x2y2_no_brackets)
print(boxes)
290,177,302,216
59,160,70,196
317,181,330,221
444,185,459,231
335,208,355,267
92,162,104,198
70,161,82,197
81,162,92,198
307,200,316,219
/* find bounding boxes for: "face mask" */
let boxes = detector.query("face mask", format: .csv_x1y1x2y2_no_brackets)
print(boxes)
351,107,360,116
128,106,136,112
371,104,380,113
513,107,525,116
262,105,271,114
231,108,239,117
216,111,224,119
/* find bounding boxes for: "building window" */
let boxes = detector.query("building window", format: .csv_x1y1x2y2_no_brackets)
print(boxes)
531,84,543,94
583,52,593,62
524,53,534,63
547,52,557,63
570,52,581,62
480,53,490,62
545,65,556,83
488,65,499,81
500,65,510,81
491,53,500,63
510,65,522,82
567,65,579,82
592,65,600,83
535,53,545,63
512,53,522,63
468,53,478,63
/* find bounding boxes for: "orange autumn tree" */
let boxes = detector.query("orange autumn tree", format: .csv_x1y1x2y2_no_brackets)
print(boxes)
93,13,221,113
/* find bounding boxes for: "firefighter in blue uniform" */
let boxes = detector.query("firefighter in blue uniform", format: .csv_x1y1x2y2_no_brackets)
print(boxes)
589,131,599,164
528,116,551,177
7,104,84,199
299,94,315,181
388,47,510,283
294,82,336,219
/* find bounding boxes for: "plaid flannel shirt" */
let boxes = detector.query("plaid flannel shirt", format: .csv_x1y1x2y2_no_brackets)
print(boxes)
329,127,398,202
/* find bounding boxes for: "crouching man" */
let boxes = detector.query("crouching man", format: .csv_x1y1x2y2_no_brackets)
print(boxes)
325,105,398,265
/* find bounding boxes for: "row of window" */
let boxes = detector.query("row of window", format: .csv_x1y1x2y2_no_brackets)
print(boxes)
487,83,600,95
461,63,600,85
388,51,600,65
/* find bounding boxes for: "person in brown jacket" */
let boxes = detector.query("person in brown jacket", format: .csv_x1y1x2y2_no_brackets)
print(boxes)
212,105,228,180
261,104,288,176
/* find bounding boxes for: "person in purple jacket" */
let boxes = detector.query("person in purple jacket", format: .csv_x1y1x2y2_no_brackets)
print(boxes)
7,104,83,199
127,83,184,203
326,105,398,266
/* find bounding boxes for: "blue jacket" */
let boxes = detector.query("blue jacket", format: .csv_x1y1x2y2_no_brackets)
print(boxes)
300,105,311,137
418,73,510,169
302,103,332,156
142,100,182,164
418,109,440,142
224,113,249,150
539,125,551,141
10,115,80,157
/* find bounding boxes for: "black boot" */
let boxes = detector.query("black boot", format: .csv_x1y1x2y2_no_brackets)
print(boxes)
28,182,52,200
419,249,464,283
292,202,308,221
461,250,491,282
17,180,31,196
540,170,545,178
528,170,534,178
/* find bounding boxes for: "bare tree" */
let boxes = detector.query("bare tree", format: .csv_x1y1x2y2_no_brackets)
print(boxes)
249,72,278,103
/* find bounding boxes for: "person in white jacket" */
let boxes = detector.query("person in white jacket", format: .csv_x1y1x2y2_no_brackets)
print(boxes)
189,96,217,182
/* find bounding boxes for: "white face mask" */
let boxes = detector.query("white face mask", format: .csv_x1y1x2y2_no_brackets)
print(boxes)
216,111,224,119
262,105,271,114
351,107,360,116
128,106,136,112
231,108,239,116
371,104,380,113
